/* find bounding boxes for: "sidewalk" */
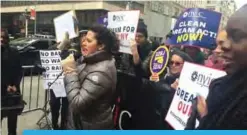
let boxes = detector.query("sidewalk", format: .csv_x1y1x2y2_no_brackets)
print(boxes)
1,110,48,135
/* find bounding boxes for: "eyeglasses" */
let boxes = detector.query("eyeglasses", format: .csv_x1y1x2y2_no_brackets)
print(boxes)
170,61,183,66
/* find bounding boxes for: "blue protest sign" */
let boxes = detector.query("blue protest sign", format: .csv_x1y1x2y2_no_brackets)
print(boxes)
97,15,108,27
166,8,222,49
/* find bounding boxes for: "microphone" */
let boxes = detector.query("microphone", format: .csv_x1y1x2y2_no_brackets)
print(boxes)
55,33,82,79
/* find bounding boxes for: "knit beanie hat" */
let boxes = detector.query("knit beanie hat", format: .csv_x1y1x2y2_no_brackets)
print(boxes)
137,27,148,38
171,49,194,63
137,20,148,38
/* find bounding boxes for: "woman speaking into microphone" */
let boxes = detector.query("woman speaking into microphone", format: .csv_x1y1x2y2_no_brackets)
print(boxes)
61,25,119,129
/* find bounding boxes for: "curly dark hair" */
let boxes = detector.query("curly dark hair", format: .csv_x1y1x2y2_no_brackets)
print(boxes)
1,29,10,44
88,24,120,54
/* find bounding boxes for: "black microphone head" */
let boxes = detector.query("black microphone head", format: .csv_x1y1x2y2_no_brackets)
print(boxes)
68,42,81,60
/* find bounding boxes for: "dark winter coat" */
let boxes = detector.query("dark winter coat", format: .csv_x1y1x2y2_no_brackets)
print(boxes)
186,69,247,129
1,45,22,100
1,45,23,117
197,69,247,129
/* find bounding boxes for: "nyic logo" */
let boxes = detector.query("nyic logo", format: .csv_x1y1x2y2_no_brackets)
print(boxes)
191,71,214,87
183,11,206,19
113,14,125,22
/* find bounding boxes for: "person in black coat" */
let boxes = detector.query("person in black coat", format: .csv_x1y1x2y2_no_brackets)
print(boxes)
186,4,247,129
126,25,154,129
1,29,23,135
136,49,193,129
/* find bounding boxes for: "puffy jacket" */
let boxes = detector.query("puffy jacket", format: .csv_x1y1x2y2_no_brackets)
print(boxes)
64,50,117,129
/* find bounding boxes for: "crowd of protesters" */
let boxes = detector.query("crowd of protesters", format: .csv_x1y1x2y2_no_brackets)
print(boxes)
1,4,247,134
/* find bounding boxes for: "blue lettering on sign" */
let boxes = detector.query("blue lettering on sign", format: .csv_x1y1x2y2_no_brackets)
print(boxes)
176,87,196,103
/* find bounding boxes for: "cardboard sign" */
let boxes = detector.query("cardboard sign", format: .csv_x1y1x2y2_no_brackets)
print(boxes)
149,46,170,81
165,62,226,130
54,10,79,42
166,8,222,49
107,10,140,54
40,50,66,97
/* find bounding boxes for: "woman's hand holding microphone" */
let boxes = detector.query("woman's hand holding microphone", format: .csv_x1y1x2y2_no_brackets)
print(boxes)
61,54,77,75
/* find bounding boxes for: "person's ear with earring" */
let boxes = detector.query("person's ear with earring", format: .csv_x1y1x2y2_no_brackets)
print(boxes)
97,44,105,51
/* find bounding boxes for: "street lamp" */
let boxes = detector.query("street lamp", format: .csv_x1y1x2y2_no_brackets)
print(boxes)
23,8,31,37
126,1,132,10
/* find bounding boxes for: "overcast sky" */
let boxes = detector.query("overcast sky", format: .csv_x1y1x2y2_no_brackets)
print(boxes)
235,0,247,9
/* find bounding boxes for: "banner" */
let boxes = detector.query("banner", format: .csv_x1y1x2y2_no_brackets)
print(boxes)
166,8,222,49
30,7,36,20
107,10,140,54
53,10,79,42
40,50,66,98
165,62,226,130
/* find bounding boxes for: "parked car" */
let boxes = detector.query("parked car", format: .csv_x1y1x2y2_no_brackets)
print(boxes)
10,36,56,74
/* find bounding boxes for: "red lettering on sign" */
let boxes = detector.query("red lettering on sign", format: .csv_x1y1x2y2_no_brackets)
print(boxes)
177,101,193,116
116,33,129,40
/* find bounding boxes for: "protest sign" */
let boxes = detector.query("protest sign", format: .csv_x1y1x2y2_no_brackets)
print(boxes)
165,62,226,130
97,15,108,27
149,46,170,81
40,50,66,97
166,8,222,49
107,10,140,54
54,10,79,42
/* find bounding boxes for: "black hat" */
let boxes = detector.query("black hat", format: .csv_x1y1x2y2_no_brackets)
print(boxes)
137,20,148,38
171,49,193,63
137,27,148,38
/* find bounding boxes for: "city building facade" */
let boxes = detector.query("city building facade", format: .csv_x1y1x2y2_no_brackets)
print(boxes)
206,0,237,29
1,0,233,42
1,1,144,35
174,0,207,8
143,0,207,43
143,1,183,42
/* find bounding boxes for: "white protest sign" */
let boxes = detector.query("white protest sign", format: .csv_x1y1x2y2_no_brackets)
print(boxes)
40,50,67,97
54,10,79,42
165,62,227,130
107,10,140,54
